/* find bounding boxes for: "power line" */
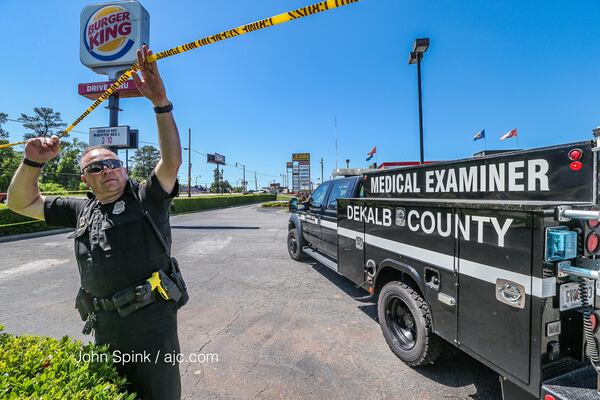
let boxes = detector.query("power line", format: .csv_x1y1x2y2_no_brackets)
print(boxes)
4,118,283,182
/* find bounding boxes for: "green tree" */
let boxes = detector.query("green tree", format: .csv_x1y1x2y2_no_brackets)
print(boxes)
19,107,67,140
0,113,22,192
131,145,161,182
56,138,87,189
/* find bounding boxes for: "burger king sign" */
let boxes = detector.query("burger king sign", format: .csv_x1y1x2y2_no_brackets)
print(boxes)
80,0,149,78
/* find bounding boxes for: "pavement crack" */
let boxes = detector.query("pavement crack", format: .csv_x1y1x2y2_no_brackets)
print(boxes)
253,385,269,399
192,271,223,293
198,311,240,352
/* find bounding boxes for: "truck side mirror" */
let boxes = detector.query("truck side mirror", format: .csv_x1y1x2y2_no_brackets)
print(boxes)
289,198,298,212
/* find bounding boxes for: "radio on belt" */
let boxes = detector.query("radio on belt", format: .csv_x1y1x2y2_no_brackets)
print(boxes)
288,131,600,400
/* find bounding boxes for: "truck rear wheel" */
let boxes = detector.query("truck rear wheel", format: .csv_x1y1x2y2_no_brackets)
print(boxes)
378,281,442,366
287,229,305,260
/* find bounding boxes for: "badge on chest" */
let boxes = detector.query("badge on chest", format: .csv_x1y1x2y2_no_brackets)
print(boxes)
112,200,126,215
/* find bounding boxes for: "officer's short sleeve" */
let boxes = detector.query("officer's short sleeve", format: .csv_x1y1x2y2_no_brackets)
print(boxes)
44,197,87,228
138,170,179,207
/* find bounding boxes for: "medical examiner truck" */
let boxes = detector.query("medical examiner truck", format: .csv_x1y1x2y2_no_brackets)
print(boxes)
287,134,600,399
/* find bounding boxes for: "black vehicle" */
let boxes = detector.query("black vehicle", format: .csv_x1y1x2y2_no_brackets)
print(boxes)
288,137,600,400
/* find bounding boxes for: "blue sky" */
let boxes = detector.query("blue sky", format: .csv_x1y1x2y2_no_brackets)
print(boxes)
1,0,599,188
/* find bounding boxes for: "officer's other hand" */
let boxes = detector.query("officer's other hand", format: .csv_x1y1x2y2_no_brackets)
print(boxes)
24,135,60,164
131,45,169,107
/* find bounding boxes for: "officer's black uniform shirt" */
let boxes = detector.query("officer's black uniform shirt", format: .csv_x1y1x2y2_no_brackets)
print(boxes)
44,171,180,343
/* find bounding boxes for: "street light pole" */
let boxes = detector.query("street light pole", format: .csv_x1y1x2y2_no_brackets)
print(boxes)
416,54,424,165
187,128,192,197
408,38,430,165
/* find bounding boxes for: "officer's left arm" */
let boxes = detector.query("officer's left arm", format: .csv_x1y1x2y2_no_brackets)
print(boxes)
131,45,182,194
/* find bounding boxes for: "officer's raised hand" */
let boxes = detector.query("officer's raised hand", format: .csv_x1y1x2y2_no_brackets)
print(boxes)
130,44,181,195
24,135,61,164
131,44,169,107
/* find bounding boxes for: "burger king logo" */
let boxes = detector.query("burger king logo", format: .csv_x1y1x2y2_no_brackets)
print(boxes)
84,5,135,61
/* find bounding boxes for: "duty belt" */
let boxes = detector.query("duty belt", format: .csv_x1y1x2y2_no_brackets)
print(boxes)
76,270,183,335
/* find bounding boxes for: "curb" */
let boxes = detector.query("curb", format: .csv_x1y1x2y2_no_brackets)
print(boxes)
0,228,73,243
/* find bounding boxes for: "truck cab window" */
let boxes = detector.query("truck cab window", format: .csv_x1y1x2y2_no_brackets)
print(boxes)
327,180,350,210
309,182,330,208
358,183,365,198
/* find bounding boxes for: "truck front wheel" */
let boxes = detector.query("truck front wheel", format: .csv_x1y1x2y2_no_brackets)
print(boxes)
287,229,305,260
378,281,442,366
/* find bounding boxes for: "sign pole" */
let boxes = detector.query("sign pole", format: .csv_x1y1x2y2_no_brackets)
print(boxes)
107,90,120,154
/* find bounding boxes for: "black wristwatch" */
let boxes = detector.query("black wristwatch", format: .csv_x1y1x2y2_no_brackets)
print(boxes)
23,158,45,168
153,101,173,114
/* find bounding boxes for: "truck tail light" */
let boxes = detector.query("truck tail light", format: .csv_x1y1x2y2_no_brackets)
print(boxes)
570,161,583,171
587,233,600,253
589,219,600,229
590,313,598,332
544,395,556,400
568,148,583,161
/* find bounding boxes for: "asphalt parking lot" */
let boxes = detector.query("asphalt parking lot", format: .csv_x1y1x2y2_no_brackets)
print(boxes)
0,204,501,399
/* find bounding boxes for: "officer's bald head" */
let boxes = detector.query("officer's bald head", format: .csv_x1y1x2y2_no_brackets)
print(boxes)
79,146,120,170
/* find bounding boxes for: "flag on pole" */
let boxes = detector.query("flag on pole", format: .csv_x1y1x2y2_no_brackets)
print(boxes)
472,129,485,141
500,128,518,141
366,146,377,161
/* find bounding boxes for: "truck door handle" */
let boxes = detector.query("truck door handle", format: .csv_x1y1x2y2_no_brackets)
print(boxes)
495,279,526,309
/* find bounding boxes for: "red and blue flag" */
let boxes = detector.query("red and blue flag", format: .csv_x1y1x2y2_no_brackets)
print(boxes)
366,146,377,161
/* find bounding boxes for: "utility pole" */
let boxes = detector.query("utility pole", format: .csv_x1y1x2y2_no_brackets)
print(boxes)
320,158,324,183
236,162,247,192
187,128,192,197
255,171,257,191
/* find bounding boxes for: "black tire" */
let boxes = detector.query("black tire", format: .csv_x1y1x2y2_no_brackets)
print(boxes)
287,229,305,261
378,281,442,366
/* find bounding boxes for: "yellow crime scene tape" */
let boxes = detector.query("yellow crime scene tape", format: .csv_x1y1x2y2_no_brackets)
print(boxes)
0,220,45,228
0,0,359,150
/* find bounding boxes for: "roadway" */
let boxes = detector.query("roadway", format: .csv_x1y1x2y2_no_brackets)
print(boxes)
0,204,500,399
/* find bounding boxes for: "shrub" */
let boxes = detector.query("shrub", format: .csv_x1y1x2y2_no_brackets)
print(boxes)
38,182,69,196
0,208,48,237
171,193,276,214
261,201,289,208
0,325,135,399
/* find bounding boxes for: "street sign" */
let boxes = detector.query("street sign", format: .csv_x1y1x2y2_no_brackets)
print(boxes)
78,79,141,100
89,126,130,147
80,0,150,78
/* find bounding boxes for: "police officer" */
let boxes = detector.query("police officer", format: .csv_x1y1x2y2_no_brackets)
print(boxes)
7,45,183,399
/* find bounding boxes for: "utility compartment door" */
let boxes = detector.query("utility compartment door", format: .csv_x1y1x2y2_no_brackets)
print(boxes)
337,199,366,286
457,209,532,383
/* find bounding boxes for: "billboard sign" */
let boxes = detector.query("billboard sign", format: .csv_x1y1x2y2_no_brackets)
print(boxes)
207,153,226,164
80,0,150,77
292,153,310,161
298,161,310,191
89,126,130,147
286,161,293,169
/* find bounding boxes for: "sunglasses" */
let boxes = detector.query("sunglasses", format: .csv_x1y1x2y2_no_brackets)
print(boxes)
82,159,124,174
